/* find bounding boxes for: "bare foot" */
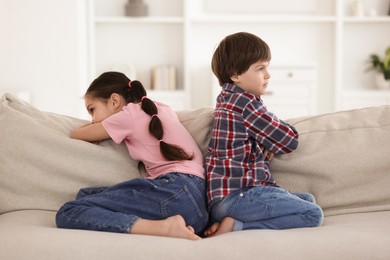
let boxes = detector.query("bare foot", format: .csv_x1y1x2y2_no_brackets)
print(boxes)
204,222,220,237
131,215,201,240
204,217,235,237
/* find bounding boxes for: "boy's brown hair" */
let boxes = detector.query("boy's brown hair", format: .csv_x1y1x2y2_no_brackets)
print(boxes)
211,32,271,86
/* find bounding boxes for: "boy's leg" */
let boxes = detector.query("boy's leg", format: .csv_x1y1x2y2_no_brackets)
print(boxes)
292,192,316,204
212,186,323,231
76,187,109,200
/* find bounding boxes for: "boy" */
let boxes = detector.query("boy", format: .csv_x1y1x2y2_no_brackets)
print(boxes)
204,32,323,236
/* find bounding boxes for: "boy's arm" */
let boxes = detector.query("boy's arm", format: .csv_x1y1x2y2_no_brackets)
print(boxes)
70,122,111,142
244,103,299,155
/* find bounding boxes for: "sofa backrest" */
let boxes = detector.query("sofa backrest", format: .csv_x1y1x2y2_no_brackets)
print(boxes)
271,107,390,216
1,93,390,217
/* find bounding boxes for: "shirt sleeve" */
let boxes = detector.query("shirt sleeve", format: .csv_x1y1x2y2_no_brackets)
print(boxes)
101,108,133,144
242,100,299,154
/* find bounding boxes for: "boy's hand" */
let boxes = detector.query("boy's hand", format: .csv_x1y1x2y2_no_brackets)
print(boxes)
262,147,275,161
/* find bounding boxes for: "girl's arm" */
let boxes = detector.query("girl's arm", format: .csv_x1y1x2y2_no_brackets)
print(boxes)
70,122,111,142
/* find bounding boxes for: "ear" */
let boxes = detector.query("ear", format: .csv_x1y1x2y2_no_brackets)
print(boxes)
230,73,240,83
109,93,123,110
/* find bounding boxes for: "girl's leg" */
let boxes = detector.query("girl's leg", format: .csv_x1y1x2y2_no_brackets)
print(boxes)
210,186,323,233
56,173,208,239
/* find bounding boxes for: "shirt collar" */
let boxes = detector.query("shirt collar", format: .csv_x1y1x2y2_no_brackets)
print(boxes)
222,83,261,101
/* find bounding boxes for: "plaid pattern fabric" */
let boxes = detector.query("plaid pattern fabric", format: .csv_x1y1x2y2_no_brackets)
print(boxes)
205,84,299,207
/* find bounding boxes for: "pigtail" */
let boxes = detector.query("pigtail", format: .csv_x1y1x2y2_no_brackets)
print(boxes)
129,80,193,161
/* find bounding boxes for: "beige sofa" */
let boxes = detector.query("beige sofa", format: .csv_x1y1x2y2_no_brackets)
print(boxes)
1,93,390,260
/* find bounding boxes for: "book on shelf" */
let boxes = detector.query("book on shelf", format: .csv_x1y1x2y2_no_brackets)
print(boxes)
151,65,176,90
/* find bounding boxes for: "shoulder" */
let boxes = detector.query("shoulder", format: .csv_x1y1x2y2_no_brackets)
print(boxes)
119,102,145,118
154,101,177,117
104,103,141,126
154,100,171,110
220,90,260,114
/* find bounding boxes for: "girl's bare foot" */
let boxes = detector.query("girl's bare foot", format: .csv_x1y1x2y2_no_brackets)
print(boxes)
131,215,201,240
204,217,235,237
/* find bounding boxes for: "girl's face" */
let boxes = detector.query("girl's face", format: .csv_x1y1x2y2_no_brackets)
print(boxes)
85,94,118,123
232,60,271,96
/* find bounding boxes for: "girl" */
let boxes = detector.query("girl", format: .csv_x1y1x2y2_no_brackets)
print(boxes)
56,72,209,240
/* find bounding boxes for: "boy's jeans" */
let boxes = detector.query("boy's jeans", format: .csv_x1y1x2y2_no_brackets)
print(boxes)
56,173,209,235
211,186,324,231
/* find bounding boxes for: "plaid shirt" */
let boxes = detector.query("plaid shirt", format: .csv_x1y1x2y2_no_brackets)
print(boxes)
205,83,299,207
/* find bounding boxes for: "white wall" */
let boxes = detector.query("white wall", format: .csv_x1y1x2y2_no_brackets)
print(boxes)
0,0,86,117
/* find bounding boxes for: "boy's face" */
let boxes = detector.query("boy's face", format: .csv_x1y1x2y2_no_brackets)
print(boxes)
231,60,271,96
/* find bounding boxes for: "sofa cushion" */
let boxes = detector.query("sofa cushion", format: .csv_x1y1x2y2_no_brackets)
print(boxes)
1,210,390,260
0,94,213,214
271,106,390,216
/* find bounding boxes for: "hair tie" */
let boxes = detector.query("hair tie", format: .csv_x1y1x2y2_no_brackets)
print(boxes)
141,96,147,101
151,114,157,118
158,139,163,143
128,81,132,88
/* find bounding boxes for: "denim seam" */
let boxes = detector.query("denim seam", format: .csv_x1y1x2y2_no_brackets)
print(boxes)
59,209,133,233
160,185,203,225
178,173,204,199
126,216,141,233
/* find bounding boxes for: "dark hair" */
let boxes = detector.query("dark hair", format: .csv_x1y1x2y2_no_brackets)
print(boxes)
86,71,193,161
211,32,271,86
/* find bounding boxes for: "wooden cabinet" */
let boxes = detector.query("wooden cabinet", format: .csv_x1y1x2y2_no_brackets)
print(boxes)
262,64,317,119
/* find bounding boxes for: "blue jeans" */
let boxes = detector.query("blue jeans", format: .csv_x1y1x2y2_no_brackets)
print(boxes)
211,186,323,231
56,173,209,235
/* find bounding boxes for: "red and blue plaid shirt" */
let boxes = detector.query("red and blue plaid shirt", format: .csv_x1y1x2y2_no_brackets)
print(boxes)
205,83,299,207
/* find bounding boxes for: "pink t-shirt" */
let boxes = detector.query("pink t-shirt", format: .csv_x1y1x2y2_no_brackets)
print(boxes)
102,101,205,180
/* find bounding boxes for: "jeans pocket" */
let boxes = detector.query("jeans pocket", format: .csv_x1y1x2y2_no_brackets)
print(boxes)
160,185,204,228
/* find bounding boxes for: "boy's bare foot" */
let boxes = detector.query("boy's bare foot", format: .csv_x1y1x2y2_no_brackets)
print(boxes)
131,215,201,240
204,217,235,237
204,222,220,237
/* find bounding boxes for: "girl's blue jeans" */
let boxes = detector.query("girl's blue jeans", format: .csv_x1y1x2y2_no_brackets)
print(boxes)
211,186,324,231
56,173,209,235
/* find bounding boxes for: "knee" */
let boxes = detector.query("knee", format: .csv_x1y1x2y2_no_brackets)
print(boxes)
55,204,67,228
309,205,324,227
55,201,79,228
55,202,70,228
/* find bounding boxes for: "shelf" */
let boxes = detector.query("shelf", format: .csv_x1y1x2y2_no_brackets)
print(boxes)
341,89,390,96
343,16,390,23
147,90,188,111
95,16,184,24
147,89,186,94
190,14,337,23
